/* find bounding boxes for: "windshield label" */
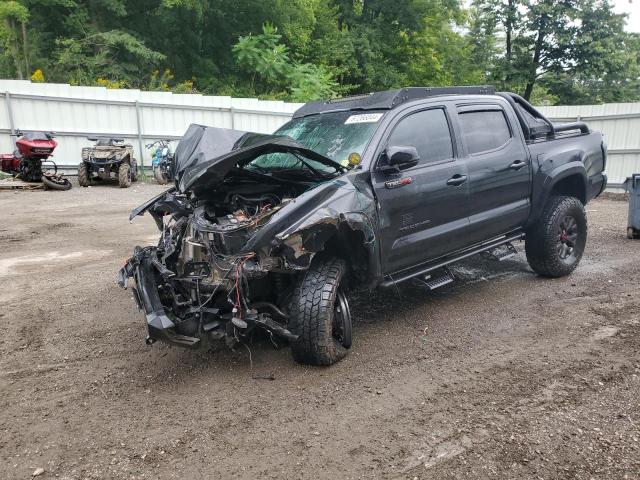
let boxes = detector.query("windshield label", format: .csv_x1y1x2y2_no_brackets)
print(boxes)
344,113,383,124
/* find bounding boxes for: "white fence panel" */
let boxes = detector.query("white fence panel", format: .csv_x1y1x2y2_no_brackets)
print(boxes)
0,80,302,171
538,103,640,187
1,80,638,188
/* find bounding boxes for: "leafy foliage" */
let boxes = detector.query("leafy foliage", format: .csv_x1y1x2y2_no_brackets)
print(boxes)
0,0,637,104
472,0,640,103
232,23,337,99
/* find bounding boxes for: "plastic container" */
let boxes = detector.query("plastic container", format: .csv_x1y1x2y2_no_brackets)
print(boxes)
623,173,640,239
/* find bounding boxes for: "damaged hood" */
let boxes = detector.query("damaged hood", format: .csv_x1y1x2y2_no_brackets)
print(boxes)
174,124,346,193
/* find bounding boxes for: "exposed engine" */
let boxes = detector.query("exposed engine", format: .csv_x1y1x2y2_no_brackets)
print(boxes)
204,193,287,255
139,186,300,346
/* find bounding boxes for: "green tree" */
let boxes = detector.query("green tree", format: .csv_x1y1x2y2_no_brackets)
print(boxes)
0,0,637,105
472,0,637,101
54,30,165,86
232,23,337,100
0,0,30,79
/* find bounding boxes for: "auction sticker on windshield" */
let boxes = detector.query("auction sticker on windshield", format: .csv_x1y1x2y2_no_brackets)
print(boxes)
344,113,384,124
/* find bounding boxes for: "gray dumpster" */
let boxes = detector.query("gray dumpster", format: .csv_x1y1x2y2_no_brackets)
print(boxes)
624,174,640,239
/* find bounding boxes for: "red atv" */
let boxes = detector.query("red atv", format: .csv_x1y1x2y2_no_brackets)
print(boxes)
0,130,72,190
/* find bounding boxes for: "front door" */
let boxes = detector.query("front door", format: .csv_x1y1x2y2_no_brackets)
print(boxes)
371,106,470,275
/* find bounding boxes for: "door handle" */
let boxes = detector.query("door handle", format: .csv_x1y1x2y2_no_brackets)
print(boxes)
446,174,467,187
509,160,526,170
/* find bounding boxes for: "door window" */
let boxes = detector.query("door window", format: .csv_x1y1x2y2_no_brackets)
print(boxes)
458,109,512,154
387,109,453,164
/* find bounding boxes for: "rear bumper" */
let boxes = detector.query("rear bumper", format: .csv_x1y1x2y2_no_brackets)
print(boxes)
588,172,607,200
118,248,200,349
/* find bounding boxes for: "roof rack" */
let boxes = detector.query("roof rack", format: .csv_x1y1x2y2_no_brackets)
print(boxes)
293,86,495,118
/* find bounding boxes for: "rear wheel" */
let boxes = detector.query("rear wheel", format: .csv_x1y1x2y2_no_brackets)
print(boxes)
525,196,587,277
77,162,90,187
118,162,131,188
288,257,352,366
130,159,139,182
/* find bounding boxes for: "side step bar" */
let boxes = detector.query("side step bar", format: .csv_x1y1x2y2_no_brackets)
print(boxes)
379,232,524,289
421,267,455,290
481,242,518,261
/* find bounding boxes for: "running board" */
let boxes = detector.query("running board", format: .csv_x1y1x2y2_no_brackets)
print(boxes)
421,267,455,290
379,232,524,289
481,242,518,261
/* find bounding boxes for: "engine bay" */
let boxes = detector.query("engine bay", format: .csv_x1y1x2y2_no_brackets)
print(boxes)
191,182,302,256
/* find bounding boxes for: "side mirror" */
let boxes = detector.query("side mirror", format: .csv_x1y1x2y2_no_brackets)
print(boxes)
382,145,419,172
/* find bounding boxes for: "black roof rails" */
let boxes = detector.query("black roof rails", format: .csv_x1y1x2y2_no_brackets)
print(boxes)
292,86,495,118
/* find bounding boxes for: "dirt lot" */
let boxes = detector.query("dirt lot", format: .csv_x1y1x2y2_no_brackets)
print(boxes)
1,181,639,480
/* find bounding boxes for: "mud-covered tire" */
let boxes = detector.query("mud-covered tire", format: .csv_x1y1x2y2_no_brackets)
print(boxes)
77,162,90,187
153,167,168,185
288,257,352,366
130,159,139,182
42,174,72,191
118,162,131,188
525,195,587,278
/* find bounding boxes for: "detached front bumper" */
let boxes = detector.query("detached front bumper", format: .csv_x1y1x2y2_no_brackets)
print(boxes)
118,247,200,349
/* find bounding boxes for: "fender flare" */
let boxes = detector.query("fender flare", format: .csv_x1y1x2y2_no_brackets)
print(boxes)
529,161,588,226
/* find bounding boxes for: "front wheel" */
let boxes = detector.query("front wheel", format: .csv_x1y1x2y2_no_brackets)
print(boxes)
153,166,168,185
288,257,352,366
525,196,587,277
118,162,131,188
77,162,90,187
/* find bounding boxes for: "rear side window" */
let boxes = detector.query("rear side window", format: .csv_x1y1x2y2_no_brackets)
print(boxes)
458,109,511,154
387,108,453,164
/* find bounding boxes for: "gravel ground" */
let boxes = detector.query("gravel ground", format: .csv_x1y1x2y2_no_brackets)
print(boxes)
0,181,639,480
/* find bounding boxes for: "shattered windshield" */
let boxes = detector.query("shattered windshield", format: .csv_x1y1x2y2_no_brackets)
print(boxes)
245,111,384,173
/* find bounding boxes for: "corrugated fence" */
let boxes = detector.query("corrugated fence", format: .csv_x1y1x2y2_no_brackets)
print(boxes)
1,80,638,187
0,80,302,174
538,103,640,188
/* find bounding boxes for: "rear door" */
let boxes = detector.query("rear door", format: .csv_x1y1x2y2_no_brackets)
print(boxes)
454,103,530,243
371,105,470,274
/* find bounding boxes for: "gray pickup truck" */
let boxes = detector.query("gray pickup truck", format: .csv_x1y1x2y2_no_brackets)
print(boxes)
118,86,607,366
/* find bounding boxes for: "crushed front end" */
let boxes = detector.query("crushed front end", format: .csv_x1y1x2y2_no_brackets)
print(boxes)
118,123,378,361
118,188,305,349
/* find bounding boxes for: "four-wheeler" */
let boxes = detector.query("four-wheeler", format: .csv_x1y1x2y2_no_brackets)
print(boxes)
118,86,607,366
79,137,139,188
148,140,175,185
0,130,72,190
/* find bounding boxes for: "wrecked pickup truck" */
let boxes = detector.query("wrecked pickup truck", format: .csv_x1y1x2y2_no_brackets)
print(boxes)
118,86,607,366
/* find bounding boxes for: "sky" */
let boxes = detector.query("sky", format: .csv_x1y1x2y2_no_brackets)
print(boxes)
612,0,639,32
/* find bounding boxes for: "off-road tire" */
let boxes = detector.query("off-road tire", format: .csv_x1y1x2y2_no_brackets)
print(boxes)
289,257,351,366
154,167,168,185
525,195,587,278
118,162,131,188
131,159,139,182
77,162,90,187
